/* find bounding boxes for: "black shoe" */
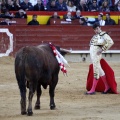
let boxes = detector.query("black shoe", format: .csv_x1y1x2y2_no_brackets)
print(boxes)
85,92,96,95
102,88,111,94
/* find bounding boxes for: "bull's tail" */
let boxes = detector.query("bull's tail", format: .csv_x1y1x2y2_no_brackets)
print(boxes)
15,47,27,99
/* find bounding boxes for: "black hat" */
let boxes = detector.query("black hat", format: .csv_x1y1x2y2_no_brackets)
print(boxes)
92,22,100,29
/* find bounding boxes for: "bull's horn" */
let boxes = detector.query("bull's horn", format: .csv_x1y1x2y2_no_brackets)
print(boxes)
60,48,72,53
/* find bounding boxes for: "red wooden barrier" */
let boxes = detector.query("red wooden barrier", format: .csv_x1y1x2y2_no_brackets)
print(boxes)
0,25,120,56
50,19,80,25
0,18,27,25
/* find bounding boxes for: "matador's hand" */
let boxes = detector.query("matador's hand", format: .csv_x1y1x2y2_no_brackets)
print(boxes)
97,49,103,55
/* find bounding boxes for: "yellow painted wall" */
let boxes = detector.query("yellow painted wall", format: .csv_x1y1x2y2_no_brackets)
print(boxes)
27,15,119,25
27,15,63,24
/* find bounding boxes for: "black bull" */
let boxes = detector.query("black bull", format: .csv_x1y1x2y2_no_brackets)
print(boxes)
15,43,70,116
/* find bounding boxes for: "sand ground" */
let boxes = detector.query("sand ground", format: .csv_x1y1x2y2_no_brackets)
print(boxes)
0,56,120,120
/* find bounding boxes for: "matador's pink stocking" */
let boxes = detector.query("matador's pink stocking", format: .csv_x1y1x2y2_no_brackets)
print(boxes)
87,78,98,94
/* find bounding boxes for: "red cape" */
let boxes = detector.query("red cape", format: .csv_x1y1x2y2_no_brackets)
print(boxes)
86,59,118,94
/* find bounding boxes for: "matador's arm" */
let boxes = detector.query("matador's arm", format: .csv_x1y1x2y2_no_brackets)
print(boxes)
100,33,114,52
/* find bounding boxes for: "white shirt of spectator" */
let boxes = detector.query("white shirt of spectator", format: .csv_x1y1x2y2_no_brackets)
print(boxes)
87,17,96,26
115,0,119,5
118,6,120,11
99,20,105,26
20,0,37,6
67,6,76,12
30,0,37,6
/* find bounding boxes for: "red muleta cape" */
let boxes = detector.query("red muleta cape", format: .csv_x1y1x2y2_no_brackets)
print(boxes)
86,59,118,94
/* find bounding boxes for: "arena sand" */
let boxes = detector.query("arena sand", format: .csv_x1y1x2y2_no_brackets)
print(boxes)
0,56,120,120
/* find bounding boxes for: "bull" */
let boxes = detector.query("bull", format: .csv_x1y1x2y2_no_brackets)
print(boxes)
15,43,71,116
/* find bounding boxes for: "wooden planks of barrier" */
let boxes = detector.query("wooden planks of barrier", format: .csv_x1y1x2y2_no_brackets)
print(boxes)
0,25,120,56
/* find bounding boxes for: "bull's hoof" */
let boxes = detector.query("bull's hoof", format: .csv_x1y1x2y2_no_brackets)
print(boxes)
27,110,33,116
21,111,27,115
50,105,56,110
34,105,40,110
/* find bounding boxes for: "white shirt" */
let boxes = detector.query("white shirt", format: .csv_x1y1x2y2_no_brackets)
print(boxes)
67,6,76,12
99,20,105,26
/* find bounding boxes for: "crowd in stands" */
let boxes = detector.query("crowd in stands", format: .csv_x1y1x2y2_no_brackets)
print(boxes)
0,0,120,13
0,11,117,25
30,11,116,25
78,12,116,25
0,0,119,25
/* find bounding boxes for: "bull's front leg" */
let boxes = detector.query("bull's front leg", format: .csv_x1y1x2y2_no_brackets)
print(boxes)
35,84,42,109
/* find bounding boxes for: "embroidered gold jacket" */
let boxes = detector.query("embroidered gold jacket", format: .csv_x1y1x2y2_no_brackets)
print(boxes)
90,31,114,51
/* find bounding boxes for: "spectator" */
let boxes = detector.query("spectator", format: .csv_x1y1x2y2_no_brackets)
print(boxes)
34,0,45,11
105,13,116,25
0,18,11,25
98,0,112,7
79,17,87,25
86,0,92,10
57,0,68,11
114,0,120,11
67,0,76,12
14,0,22,10
5,0,20,11
72,0,79,6
14,9,27,18
1,1,8,13
27,14,39,25
95,13,105,26
63,11,75,21
99,0,110,12
47,12,60,25
46,0,59,11
42,0,49,8
74,10,82,19
0,9,14,19
84,17,96,26
89,0,99,12
20,0,34,11
76,0,88,11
